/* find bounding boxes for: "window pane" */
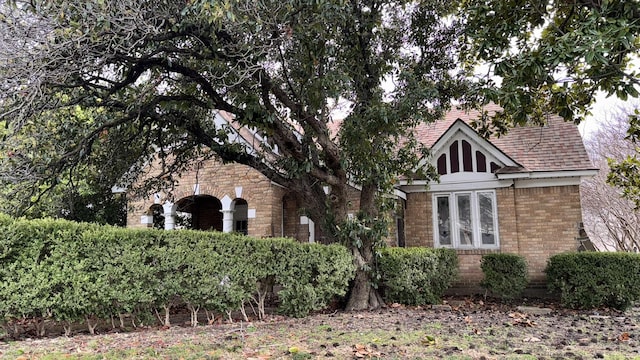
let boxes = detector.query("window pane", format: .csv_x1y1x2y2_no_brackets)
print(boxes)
462,140,472,172
456,194,473,245
449,141,459,173
437,154,447,175
476,151,486,172
436,196,451,245
478,192,496,245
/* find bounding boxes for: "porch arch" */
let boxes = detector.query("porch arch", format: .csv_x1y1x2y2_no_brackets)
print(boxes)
175,195,223,231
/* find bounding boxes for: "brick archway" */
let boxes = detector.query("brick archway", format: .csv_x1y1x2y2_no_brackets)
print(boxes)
176,195,223,231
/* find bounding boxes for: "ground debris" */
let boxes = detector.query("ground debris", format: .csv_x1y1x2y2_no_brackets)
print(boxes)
508,312,537,327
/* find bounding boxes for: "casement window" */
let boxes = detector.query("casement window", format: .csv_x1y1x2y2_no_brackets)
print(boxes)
433,190,499,249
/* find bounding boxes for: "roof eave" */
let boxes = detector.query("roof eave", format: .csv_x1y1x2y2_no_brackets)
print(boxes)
496,169,599,180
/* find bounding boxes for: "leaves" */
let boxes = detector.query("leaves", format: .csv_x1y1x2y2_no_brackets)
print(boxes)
352,343,380,358
458,0,640,128
508,312,537,327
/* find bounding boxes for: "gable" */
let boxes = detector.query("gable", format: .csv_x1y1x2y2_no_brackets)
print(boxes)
426,119,520,183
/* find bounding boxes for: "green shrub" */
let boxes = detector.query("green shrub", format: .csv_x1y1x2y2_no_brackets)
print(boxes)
274,242,355,317
545,252,640,310
378,247,458,305
0,215,356,334
480,253,528,300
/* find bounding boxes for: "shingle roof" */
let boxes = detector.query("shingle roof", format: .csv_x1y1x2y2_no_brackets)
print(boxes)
413,104,596,172
219,105,595,173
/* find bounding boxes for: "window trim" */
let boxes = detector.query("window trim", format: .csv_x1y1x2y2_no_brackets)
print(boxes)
432,190,500,249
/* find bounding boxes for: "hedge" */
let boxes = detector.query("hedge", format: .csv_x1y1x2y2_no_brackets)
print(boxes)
377,247,458,305
0,216,355,336
480,253,528,300
545,252,640,310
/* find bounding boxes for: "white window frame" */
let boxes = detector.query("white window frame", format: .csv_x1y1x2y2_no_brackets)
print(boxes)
432,190,499,249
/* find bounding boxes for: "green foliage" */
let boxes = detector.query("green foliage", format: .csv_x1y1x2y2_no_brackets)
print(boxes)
274,242,356,317
377,247,458,305
0,103,127,225
480,253,528,300
545,252,640,310
0,0,461,310
0,216,355,335
459,0,640,132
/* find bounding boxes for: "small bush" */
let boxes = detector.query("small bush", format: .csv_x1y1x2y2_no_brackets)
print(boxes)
480,253,528,300
378,247,458,305
545,252,640,310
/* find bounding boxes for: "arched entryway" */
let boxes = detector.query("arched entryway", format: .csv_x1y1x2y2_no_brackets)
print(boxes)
232,198,248,235
175,195,223,231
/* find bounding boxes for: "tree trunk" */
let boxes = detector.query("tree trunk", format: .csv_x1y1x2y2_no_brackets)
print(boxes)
345,247,385,311
344,183,385,311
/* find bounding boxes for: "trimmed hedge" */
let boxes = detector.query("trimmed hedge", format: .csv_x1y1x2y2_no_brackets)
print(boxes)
480,253,528,300
378,247,458,305
0,216,355,335
545,252,640,310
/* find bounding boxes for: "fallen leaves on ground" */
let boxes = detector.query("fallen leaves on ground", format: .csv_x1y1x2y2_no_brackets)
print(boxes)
508,312,537,327
352,343,381,358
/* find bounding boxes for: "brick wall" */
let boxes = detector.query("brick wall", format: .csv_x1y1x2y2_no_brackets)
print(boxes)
128,159,284,237
401,185,583,288
404,192,432,247
512,185,582,284
128,156,584,291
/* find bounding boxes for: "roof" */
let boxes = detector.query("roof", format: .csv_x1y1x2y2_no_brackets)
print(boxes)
216,104,595,173
413,104,595,172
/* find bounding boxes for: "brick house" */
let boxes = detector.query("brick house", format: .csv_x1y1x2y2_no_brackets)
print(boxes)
127,105,596,288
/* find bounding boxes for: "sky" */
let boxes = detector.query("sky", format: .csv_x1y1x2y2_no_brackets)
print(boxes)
580,93,639,140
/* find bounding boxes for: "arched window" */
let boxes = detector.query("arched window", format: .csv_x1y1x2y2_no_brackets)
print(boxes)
462,140,473,172
149,204,164,229
476,151,487,172
437,154,447,175
233,198,249,235
449,141,459,173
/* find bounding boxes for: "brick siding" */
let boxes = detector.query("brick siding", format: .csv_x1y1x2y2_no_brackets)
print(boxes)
128,159,296,238
128,158,584,291
402,185,583,287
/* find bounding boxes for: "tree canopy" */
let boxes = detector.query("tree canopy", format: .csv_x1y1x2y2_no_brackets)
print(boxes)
0,0,463,310
2,0,640,309
581,106,640,251
458,0,640,134
459,0,640,206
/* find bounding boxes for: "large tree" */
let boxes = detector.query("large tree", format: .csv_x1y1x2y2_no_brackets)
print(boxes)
458,0,640,130
581,106,640,252
0,0,462,309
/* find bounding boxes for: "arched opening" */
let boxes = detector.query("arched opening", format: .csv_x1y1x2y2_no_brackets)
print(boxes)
282,194,299,239
176,195,223,231
148,204,164,229
232,198,248,235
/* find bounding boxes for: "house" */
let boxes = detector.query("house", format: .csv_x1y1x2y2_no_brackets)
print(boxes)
126,104,596,290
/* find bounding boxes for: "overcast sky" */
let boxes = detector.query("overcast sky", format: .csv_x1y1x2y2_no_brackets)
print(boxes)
580,93,639,140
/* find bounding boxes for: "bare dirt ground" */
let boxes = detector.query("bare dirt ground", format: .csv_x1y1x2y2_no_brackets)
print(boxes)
1,297,638,359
